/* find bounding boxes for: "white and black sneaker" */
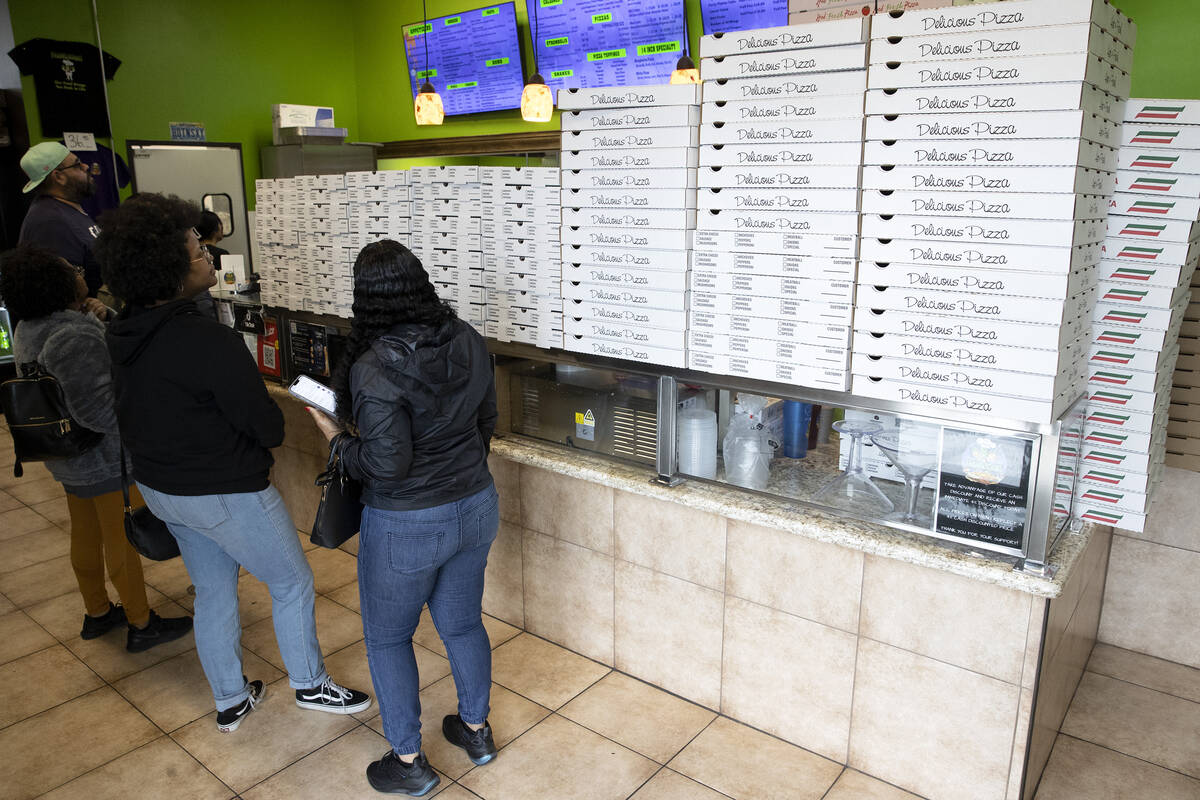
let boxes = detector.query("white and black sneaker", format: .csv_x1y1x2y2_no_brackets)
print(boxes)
295,677,371,715
216,679,265,733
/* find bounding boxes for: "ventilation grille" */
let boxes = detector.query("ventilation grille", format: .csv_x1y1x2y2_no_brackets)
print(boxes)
521,384,540,435
612,404,657,462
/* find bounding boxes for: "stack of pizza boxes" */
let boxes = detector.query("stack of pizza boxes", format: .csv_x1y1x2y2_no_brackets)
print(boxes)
410,166,488,335
559,84,702,368
1073,98,1200,531
344,170,413,317
851,0,1134,426
688,17,870,389
787,0,1005,26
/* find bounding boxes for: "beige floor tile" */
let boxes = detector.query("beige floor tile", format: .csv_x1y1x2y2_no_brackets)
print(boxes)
323,638,451,723
339,534,359,556
324,580,361,612
0,489,23,513
482,519,524,629
669,717,841,800
628,769,729,800
114,647,284,732
0,459,52,488
0,645,103,727
25,582,170,641
139,555,196,601
523,530,614,663
29,495,72,527
491,633,610,709
171,676,358,793
0,592,16,615
0,608,56,664
437,785,483,800
0,555,81,607
304,546,360,594
39,736,234,800
0,505,58,541
1035,734,1200,800
1087,643,1200,704
242,595,363,672
62,598,195,682
559,672,716,764
459,713,657,800
824,769,922,800
414,607,521,658
0,687,160,800
1060,671,1200,778
6,475,64,506
0,526,71,574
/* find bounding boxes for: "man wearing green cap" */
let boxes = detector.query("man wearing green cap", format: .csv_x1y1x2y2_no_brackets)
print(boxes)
18,141,103,297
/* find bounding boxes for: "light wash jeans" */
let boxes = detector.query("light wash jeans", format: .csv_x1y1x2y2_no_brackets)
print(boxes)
138,483,328,711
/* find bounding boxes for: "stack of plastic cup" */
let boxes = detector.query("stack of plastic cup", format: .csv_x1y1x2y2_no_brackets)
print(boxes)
677,409,718,479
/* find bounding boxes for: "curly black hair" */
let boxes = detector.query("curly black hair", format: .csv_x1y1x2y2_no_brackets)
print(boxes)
196,210,222,241
332,240,457,424
0,244,79,322
94,193,200,307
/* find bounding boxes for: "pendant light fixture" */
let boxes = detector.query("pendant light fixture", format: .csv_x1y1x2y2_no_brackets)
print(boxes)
669,52,700,84
414,0,444,125
520,0,553,122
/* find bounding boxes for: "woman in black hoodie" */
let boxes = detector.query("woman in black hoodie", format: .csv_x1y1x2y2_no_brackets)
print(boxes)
309,240,499,796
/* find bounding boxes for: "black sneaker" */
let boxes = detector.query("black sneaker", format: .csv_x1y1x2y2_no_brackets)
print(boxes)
295,677,372,714
366,751,440,796
216,679,265,733
80,603,126,640
126,610,194,653
442,713,497,765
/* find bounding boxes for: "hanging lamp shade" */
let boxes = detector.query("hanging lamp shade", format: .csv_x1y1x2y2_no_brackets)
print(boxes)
414,81,444,125
669,54,700,85
521,73,553,122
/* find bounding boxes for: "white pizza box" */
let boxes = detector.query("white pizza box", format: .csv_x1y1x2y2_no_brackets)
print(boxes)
1100,237,1200,266
701,94,865,125
1090,320,1179,354
1086,394,1172,434
560,105,701,132
502,290,562,313
1086,384,1172,417
556,84,702,111
700,18,870,59
861,164,1111,195
852,330,1071,375
693,249,856,280
861,190,1105,221
865,81,1122,122
699,164,862,189
1124,98,1200,126
562,335,686,368
561,226,693,251
855,283,1077,326
1086,362,1174,394
701,70,868,104
479,166,560,186
865,110,1120,148
560,281,690,312
1119,123,1200,151
561,127,700,151
698,187,860,213
689,330,850,368
560,147,699,171
1078,461,1156,494
870,0,1136,48
502,239,561,261
1087,342,1179,374
503,322,563,350
1078,441,1156,474
560,207,696,231
1108,194,1200,223
1072,502,1147,531
867,53,1130,98
563,317,687,350
1112,170,1200,199
861,215,1105,248
411,216,481,236
700,117,865,146
856,306,1077,350
691,309,851,347
502,219,557,241
697,208,860,236
689,349,849,390
561,263,689,293
1077,483,1153,516
869,22,1132,73
561,167,698,190
1094,257,1197,289
863,138,1117,170
422,165,480,183
498,305,557,330
691,290,852,323
851,374,1075,424
413,231,482,252
1096,280,1192,310
503,253,559,274
859,236,1100,272
701,43,868,82
561,245,692,273
692,228,855,258
1116,148,1200,175
564,299,687,332
561,187,698,210
690,271,854,302
699,140,866,167
426,265,459,285
856,260,1088,300
496,185,560,206
1106,215,1200,243
850,353,1073,400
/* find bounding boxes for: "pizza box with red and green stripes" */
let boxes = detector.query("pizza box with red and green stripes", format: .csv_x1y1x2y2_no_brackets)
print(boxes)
1106,214,1200,242
865,109,1121,149
1079,441,1158,474
870,0,1137,47
1078,461,1161,494
1093,258,1196,289
1073,502,1148,532
1090,319,1180,353
1087,384,1173,419
1100,237,1200,266
1112,170,1200,199
1092,294,1190,331
1081,423,1162,454
1096,280,1192,311
1108,194,1200,223
861,190,1105,222
1087,392,1173,432
1120,123,1200,151
1124,98,1200,126
1087,363,1173,394
1077,484,1152,515
1116,149,1200,175
1088,342,1179,375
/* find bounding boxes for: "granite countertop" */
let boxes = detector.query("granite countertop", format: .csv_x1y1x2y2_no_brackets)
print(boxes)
491,433,1092,599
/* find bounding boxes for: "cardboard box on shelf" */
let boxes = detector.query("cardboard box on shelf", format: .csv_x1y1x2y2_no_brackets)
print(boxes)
561,186,698,209
865,81,1123,122
560,147,699,171
1112,170,1200,199
1106,217,1200,245
859,238,1099,273
854,283,1080,326
689,349,849,390
701,117,866,146
556,84,702,111
701,94,866,125
862,189,1105,220
1086,384,1171,417
563,317,687,351
694,249,856,280
1097,281,1192,310
700,43,868,82
861,164,1112,195
857,260,1089,300
1088,342,1180,374
861,214,1104,248
692,309,851,347
690,271,854,301
562,244,692,272
699,18,870,59
561,127,700,151
562,334,686,368
863,138,1117,170
1101,237,1200,266
698,164,863,189
698,187,860,213
692,291,852,323
701,70,869,104
865,110,1120,149
851,374,1075,424
560,207,696,231
689,329,850,369
857,306,1077,350
1116,148,1200,175
869,22,1132,72
1078,462,1157,494
1119,123,1200,151
852,329,1074,375
1086,363,1174,394
1082,422,1163,455
562,167,697,190
561,281,690,312
867,53,1130,98
787,7,875,27
1090,322,1179,354
870,0,1136,48
561,263,689,293
850,352,1075,400
1108,195,1200,222
1124,98,1200,126
564,300,687,332
560,105,700,132
561,226,693,251
699,140,867,167
1073,502,1147,532
697,208,860,236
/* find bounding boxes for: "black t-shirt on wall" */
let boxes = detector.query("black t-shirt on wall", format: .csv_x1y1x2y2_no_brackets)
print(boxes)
7,38,121,137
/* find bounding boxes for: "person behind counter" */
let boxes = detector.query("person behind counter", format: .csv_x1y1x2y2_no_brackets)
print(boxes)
96,193,371,733
308,239,499,796
196,210,230,269
0,244,193,652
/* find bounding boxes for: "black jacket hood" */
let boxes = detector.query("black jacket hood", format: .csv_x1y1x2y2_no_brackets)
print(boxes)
370,319,474,418
107,299,197,366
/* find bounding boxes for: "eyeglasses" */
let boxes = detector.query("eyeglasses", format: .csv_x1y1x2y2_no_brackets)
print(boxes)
190,245,213,264
55,160,88,173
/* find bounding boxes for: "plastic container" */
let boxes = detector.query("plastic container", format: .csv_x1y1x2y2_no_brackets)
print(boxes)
782,401,812,459
677,409,718,479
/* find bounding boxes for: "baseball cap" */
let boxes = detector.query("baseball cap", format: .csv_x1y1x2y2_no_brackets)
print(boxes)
20,142,72,193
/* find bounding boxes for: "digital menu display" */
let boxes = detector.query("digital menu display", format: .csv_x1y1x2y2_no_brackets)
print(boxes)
525,0,688,91
404,2,526,116
699,0,788,35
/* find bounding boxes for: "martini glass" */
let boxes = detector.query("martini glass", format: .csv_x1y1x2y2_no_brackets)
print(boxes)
870,430,939,527
812,420,895,515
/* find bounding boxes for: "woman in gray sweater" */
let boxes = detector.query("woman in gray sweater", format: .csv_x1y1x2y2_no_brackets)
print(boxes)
2,245,191,652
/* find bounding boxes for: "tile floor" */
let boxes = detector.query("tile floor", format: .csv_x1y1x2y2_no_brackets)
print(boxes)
1,427,1198,800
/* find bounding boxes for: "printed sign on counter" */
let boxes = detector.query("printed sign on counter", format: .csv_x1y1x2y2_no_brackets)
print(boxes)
935,428,1034,549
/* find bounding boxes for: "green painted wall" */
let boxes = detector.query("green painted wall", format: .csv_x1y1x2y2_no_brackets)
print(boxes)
1113,0,1200,100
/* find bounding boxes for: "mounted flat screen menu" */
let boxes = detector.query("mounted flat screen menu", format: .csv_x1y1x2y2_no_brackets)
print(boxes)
526,0,688,91
699,0,787,35
404,2,526,115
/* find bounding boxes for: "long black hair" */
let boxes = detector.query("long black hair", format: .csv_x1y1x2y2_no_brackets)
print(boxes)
333,239,456,425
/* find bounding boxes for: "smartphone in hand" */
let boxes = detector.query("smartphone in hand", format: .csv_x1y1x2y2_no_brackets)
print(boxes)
288,375,339,418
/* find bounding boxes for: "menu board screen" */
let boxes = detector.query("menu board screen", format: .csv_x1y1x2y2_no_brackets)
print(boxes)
526,0,688,91
699,0,788,35
404,3,526,116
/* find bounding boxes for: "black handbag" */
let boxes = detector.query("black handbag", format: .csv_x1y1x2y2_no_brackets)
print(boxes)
0,362,104,477
119,443,180,561
311,445,362,549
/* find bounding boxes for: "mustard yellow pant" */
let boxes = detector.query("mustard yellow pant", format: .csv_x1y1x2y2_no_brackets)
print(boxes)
64,486,151,629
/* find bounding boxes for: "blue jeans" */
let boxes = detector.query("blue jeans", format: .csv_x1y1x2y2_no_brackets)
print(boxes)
138,483,328,711
359,484,499,755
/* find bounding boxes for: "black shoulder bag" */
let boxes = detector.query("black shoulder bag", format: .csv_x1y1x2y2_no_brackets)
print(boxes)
0,362,104,477
119,443,180,561
311,441,362,549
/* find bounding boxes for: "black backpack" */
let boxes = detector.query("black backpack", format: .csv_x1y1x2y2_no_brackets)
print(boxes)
0,362,103,477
